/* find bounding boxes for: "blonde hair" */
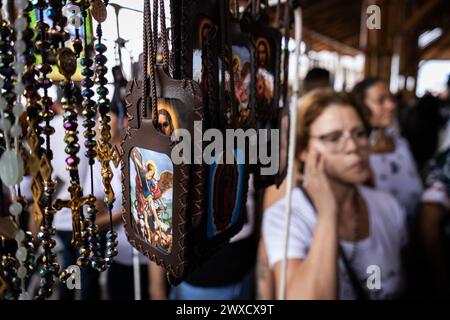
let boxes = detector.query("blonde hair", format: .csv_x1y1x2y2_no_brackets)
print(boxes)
295,88,371,157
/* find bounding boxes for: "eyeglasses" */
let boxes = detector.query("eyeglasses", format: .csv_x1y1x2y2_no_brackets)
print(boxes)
310,127,369,153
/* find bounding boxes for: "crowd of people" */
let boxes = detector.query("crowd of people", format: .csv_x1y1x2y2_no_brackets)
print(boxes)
258,69,450,299
13,68,450,300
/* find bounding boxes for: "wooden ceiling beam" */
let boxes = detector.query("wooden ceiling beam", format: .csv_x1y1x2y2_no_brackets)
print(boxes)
301,0,344,17
302,26,362,56
403,0,441,31
421,32,450,60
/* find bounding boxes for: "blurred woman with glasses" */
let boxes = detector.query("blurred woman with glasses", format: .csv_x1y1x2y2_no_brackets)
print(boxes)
352,79,423,220
262,89,408,299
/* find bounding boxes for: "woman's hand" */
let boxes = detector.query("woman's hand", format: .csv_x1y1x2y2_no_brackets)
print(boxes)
271,149,339,299
303,149,338,218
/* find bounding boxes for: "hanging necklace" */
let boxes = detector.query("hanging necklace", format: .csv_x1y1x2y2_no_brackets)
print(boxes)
78,0,98,269
19,0,52,300
0,0,119,299
0,0,26,300
33,0,62,299
91,0,119,268
71,0,118,272
219,0,237,128
11,0,34,300
26,1,45,228
0,0,41,300
19,0,43,300
52,0,92,246
16,1,39,288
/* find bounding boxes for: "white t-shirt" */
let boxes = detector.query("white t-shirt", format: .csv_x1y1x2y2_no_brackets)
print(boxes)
369,137,423,218
263,185,407,300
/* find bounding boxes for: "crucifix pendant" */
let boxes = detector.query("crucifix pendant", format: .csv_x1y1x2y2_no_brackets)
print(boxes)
96,141,121,208
54,184,96,246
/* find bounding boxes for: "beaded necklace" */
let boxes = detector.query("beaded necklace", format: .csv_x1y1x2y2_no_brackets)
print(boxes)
52,0,94,248
91,0,119,269
11,0,33,300
34,0,60,299
0,0,119,300
0,0,29,300
78,0,98,269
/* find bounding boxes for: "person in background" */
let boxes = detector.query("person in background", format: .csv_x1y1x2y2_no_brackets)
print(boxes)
257,68,333,299
167,175,258,300
401,93,445,172
303,67,332,94
352,78,423,221
263,89,408,300
437,75,450,152
418,147,450,298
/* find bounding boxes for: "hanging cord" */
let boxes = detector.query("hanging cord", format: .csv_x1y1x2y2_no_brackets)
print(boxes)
143,0,158,127
151,0,170,72
251,0,256,16
169,0,178,78
148,0,158,126
179,0,189,79
280,0,290,107
82,8,95,197
275,0,281,26
223,0,239,121
96,0,115,230
234,0,240,18
204,27,218,128
279,5,302,300
37,1,54,269
158,0,170,72
152,0,158,66
142,0,149,119
219,0,235,125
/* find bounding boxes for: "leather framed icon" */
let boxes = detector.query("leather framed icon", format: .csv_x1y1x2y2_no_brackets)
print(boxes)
240,1,283,188
218,0,256,130
241,4,282,123
121,1,205,284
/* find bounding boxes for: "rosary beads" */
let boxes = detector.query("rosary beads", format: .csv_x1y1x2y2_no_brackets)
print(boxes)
0,0,43,300
78,0,97,269
12,0,32,300
34,0,61,299
0,0,121,299
92,0,119,270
